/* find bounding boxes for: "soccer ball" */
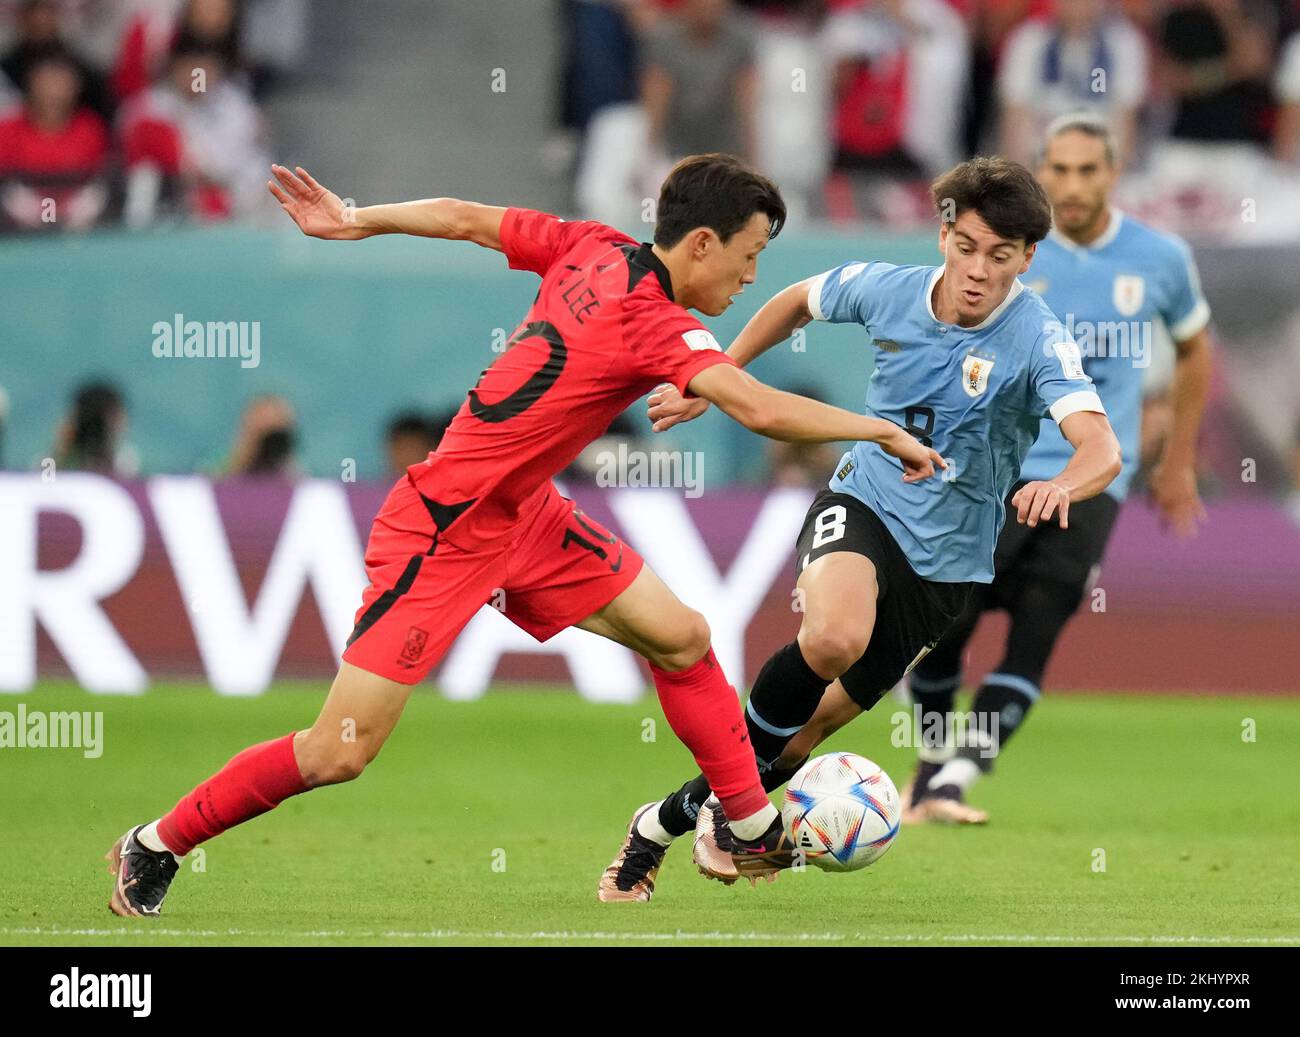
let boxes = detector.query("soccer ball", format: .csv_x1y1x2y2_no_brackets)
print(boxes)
782,752,901,872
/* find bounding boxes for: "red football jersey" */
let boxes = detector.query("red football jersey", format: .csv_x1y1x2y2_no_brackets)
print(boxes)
408,208,735,546
0,109,108,179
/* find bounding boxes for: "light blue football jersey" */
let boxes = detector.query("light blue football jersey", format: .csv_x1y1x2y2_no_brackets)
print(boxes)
809,261,1104,584
1020,210,1210,501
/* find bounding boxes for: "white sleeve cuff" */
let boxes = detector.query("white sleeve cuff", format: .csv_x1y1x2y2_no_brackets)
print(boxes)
1170,299,1211,342
1050,390,1106,424
805,272,830,322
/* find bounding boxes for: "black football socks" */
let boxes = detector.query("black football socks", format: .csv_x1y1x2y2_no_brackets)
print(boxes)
742,640,832,769
907,671,959,762
955,676,1038,774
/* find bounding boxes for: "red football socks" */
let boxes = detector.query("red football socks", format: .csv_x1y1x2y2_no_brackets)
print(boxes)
649,647,770,823
156,732,309,856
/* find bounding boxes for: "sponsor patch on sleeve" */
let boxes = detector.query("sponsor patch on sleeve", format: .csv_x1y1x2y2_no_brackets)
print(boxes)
682,329,721,352
1053,339,1087,380
839,262,867,285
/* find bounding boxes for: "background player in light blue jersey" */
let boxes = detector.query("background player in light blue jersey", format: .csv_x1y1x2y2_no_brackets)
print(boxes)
877,114,1214,823
600,157,1121,896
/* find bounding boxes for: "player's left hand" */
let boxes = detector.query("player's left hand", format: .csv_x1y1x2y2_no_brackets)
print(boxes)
647,382,710,432
1011,480,1070,528
1147,460,1206,539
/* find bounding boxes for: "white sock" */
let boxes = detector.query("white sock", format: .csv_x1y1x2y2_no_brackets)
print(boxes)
917,743,955,766
634,804,674,847
729,802,779,841
137,819,183,859
928,756,981,793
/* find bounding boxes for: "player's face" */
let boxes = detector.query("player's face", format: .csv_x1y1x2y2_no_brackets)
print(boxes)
1038,131,1115,238
937,211,1034,327
692,213,771,317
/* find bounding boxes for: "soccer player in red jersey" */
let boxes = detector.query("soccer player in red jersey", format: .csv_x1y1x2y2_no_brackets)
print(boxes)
105,154,945,916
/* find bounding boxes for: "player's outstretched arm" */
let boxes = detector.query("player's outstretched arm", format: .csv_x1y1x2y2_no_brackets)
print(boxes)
268,164,506,249
686,363,945,483
727,278,816,367
645,279,817,432
1012,410,1122,529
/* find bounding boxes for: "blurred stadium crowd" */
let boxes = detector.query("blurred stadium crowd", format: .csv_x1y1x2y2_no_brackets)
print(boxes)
0,0,306,230
563,0,1300,228
4,0,1300,233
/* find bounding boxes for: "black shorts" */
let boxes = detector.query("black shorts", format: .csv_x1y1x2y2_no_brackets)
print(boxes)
985,481,1121,610
794,489,974,710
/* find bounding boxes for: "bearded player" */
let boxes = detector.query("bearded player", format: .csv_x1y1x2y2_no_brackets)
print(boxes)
600,156,1122,899
104,154,946,917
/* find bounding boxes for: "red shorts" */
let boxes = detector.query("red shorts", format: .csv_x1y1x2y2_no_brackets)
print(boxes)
342,478,644,684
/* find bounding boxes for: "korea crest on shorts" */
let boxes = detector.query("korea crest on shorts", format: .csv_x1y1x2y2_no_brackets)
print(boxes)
961,352,994,397
1112,274,1145,317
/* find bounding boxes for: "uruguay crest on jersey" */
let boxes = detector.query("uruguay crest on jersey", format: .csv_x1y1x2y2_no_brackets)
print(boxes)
809,259,1105,584
1021,210,1211,503
961,351,995,397
1112,274,1145,316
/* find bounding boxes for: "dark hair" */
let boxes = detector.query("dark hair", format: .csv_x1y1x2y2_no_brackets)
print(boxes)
653,153,786,249
930,156,1051,246
387,411,437,442
70,381,123,468
1041,111,1118,167
23,43,80,81
170,42,226,70
172,0,243,72
429,405,460,445
246,427,296,474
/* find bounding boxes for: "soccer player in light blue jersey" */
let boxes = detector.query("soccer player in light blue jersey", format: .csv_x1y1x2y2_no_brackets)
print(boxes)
600,156,1122,896
883,114,1213,823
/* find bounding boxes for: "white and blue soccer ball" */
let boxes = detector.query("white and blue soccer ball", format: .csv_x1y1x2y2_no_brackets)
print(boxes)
782,752,901,872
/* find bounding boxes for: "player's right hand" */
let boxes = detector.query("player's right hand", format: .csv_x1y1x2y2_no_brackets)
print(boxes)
880,428,945,483
648,382,710,432
1011,480,1070,528
268,164,365,240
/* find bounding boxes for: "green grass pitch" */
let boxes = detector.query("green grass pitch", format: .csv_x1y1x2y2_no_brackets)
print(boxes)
3,682,1298,947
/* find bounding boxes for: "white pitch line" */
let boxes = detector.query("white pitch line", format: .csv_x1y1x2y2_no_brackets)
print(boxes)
2,927,1297,945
